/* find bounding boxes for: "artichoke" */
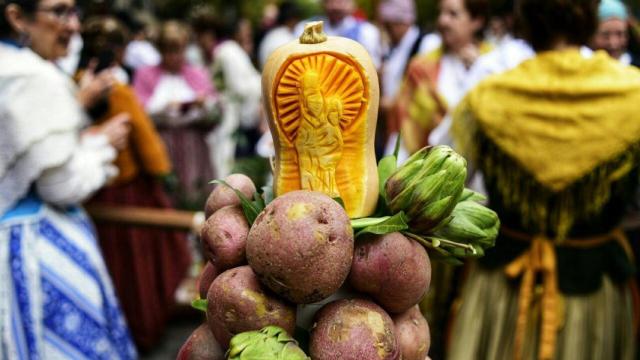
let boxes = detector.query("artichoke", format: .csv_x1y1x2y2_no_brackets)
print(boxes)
385,146,467,232
434,195,500,253
227,326,309,360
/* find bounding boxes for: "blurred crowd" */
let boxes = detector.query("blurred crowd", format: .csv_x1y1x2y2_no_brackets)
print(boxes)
1,0,640,358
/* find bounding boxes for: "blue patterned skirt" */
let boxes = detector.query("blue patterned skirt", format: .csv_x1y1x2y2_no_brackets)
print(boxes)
0,195,137,359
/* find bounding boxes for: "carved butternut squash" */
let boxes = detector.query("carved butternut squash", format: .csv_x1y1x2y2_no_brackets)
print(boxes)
262,21,379,218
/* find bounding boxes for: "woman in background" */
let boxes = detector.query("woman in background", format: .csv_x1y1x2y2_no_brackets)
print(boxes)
78,17,192,350
449,0,639,358
209,14,262,178
392,0,491,155
134,20,217,210
0,0,136,357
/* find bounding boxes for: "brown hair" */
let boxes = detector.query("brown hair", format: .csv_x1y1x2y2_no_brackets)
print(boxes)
517,0,598,52
1,0,38,37
465,0,489,22
81,17,129,57
465,0,489,39
156,20,190,53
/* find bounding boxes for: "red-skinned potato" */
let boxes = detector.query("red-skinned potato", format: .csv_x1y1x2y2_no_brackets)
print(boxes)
200,206,249,271
206,266,296,348
205,174,256,218
177,324,225,360
246,190,353,304
197,262,219,300
393,305,430,360
349,232,431,313
309,298,399,360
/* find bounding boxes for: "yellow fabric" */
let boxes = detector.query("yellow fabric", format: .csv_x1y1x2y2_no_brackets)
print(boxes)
505,236,559,360
103,84,172,184
454,49,640,192
502,227,632,360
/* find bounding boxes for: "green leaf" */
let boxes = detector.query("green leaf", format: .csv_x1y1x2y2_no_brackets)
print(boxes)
191,298,208,313
332,197,345,209
377,155,397,203
253,191,266,210
351,216,390,229
211,180,262,225
459,188,486,202
356,212,409,238
393,130,402,159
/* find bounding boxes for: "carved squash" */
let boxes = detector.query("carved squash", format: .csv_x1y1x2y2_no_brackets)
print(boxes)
262,21,379,218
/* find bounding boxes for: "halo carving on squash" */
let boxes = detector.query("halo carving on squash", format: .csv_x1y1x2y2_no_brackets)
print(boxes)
272,52,368,144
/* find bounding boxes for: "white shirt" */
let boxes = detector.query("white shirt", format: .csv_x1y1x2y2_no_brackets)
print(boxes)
146,74,197,115
295,16,382,68
56,33,83,75
382,26,420,99
620,52,632,66
259,26,297,69
124,40,161,70
418,32,442,54
437,53,474,108
463,37,534,94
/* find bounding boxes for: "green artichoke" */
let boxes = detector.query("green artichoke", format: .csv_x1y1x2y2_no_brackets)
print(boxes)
385,146,467,232
226,326,309,360
434,194,500,254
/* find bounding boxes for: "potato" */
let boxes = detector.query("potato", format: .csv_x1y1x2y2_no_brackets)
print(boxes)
348,232,431,313
177,324,225,360
197,262,218,299
309,299,399,360
392,305,430,360
205,173,256,218
200,206,249,271
246,190,353,304
206,266,296,347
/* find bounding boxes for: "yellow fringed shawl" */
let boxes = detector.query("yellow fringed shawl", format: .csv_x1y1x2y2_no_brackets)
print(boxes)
453,49,640,238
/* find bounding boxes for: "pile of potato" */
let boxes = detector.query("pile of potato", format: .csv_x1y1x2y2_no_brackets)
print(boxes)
179,174,432,360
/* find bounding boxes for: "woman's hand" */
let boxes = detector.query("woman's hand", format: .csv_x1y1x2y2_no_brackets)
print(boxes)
77,62,116,109
84,113,131,150
406,60,431,87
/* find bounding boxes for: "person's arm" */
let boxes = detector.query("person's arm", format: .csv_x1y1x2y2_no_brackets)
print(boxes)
35,133,118,206
110,85,172,176
219,44,261,99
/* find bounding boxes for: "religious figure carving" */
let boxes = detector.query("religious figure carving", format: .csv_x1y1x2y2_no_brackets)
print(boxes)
262,22,379,217
294,71,344,197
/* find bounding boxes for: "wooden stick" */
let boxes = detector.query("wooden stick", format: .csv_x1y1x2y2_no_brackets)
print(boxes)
86,205,205,233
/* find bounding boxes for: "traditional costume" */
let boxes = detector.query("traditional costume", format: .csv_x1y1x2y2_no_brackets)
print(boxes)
449,49,640,360
0,42,136,359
